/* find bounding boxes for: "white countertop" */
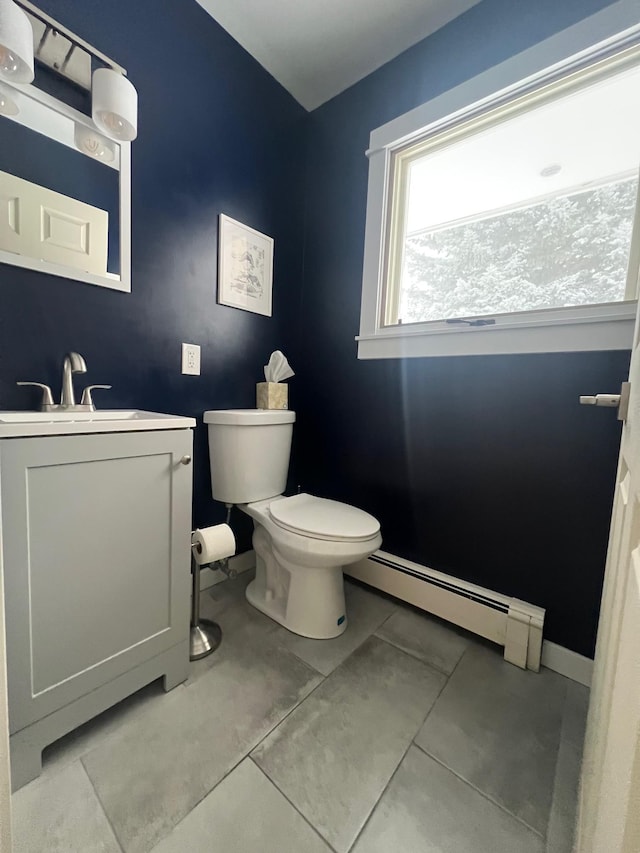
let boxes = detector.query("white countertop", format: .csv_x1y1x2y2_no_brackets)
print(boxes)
0,410,196,438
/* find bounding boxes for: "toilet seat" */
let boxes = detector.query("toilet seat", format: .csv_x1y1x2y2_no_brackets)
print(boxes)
268,493,380,542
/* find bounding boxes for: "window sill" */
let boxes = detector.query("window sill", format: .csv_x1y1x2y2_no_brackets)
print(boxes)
356,306,635,359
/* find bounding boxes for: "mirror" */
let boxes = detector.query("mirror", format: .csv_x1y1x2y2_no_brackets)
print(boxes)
0,79,130,292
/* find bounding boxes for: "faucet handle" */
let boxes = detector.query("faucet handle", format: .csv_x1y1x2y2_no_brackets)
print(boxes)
17,382,55,411
80,384,112,410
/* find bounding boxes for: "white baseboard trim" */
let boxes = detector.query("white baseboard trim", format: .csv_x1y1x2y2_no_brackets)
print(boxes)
541,640,593,687
199,550,255,592
346,551,545,672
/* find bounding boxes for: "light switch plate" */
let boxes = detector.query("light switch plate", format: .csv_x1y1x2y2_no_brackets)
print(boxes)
181,343,201,376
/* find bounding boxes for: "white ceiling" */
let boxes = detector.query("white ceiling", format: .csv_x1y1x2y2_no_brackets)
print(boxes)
196,0,482,111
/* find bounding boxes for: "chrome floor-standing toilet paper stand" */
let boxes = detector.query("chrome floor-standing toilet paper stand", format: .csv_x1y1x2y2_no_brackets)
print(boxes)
190,543,222,660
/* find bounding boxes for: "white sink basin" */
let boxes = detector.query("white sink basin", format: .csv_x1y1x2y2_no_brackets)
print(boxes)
0,410,196,437
0,410,143,423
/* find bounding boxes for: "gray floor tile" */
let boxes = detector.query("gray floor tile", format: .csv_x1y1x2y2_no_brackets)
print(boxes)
188,571,281,685
83,629,322,853
546,680,589,853
13,572,575,853
353,745,544,853
253,635,446,853
562,680,590,750
12,761,120,853
546,737,582,853
274,580,397,676
150,758,332,853
40,680,184,781
415,643,566,835
375,605,470,674
204,567,259,612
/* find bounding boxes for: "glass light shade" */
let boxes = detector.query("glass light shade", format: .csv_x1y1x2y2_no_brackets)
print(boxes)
92,67,137,142
0,0,34,84
0,81,18,115
74,122,115,162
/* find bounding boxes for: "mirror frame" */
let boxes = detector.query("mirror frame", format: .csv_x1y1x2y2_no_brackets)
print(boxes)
0,81,131,293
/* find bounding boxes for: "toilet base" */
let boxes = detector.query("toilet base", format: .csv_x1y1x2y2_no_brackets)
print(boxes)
246,577,347,639
247,524,348,639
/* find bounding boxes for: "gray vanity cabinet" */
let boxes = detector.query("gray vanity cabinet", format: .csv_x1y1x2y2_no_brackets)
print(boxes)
1,428,193,789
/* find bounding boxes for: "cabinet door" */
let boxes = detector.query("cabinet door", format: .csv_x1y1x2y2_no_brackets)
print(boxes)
1,429,192,732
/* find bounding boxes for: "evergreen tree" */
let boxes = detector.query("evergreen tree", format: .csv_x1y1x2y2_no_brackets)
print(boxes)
401,178,638,323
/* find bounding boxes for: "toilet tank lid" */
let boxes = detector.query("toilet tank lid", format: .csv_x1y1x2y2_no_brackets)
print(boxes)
204,409,296,425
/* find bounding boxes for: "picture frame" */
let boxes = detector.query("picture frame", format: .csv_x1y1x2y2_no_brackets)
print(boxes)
217,214,274,317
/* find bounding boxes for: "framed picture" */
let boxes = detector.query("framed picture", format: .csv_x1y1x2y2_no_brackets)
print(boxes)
217,214,274,317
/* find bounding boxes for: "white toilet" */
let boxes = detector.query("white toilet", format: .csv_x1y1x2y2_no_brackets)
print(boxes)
204,409,382,639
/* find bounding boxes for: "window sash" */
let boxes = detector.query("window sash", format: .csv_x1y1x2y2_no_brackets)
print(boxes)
381,41,640,329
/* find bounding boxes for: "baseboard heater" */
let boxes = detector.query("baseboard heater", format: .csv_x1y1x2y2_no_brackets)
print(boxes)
346,550,545,671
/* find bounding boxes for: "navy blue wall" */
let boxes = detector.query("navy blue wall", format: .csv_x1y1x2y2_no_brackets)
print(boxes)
297,0,628,657
0,0,307,551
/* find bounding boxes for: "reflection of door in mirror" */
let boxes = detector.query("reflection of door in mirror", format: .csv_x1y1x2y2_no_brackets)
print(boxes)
0,169,109,275
0,95,120,277
0,41,130,295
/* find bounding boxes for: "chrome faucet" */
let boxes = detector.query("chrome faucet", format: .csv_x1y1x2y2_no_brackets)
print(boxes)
61,352,87,407
17,352,111,412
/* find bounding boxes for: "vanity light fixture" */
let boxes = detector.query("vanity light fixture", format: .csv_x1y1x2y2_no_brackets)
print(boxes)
0,0,34,83
7,2,138,144
92,67,137,142
0,80,18,114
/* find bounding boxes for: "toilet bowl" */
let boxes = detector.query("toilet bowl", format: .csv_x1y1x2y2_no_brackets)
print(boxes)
242,493,382,638
204,409,382,639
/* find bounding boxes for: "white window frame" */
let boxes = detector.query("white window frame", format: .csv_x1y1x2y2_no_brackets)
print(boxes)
358,0,640,359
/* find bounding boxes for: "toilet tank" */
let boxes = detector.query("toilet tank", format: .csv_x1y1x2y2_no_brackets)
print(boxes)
204,409,296,504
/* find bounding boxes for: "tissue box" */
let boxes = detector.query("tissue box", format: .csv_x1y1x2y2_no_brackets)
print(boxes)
256,382,288,410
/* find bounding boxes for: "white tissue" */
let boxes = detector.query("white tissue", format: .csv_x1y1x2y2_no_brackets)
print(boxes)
264,350,294,383
192,525,236,565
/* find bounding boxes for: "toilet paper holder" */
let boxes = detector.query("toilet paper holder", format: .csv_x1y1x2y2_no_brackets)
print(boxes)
189,516,237,661
189,545,223,661
191,542,237,579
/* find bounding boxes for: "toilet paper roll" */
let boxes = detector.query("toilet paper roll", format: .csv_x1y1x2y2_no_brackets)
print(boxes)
192,524,236,565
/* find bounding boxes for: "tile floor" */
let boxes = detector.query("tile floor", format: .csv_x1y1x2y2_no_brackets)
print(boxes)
11,572,589,853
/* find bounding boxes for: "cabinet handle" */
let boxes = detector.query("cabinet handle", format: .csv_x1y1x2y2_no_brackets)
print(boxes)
180,455,192,465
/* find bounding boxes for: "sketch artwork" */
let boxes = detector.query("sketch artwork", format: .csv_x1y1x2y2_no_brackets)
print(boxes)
218,215,274,316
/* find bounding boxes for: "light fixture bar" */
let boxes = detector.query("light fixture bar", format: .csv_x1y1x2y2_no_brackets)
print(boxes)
14,0,126,76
